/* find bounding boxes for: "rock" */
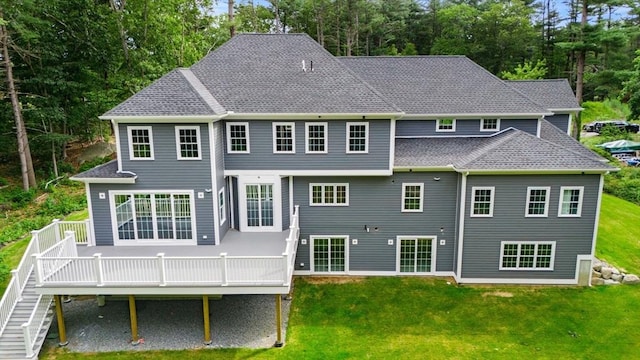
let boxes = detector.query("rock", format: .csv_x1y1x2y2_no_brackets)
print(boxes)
592,261,602,272
611,267,620,275
622,274,640,285
601,267,613,280
604,279,620,285
592,269,601,277
591,277,605,285
611,274,623,282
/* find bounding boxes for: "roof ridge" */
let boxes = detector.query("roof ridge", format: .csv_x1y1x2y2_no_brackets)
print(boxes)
179,68,226,115
538,119,606,160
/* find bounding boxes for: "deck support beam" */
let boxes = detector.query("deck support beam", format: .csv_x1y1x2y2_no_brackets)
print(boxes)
54,295,68,346
203,295,212,345
274,294,283,347
128,295,140,345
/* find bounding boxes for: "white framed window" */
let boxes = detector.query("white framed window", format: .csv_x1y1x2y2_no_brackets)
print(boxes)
218,188,226,224
500,241,555,270
470,186,495,217
436,118,456,132
346,122,369,153
525,186,550,217
226,122,250,153
397,236,436,273
306,122,327,153
558,186,584,217
309,183,348,206
175,126,201,160
272,122,295,153
480,118,500,132
401,183,424,212
310,236,348,273
127,126,154,160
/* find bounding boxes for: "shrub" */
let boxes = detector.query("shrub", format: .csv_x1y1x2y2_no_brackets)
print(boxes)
78,156,112,173
604,167,640,205
0,177,7,187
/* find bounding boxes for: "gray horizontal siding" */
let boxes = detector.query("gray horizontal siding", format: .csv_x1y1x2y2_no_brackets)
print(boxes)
294,172,458,273
396,119,539,137
224,120,391,170
461,174,600,279
545,114,570,134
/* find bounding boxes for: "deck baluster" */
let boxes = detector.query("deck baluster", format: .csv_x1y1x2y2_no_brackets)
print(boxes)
221,253,228,286
94,254,104,286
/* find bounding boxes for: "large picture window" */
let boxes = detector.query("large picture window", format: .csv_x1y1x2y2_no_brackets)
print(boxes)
500,241,555,270
311,236,348,273
309,183,348,206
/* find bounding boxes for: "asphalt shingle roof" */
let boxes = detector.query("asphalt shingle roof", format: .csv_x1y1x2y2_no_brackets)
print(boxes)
190,34,401,114
72,160,135,179
339,56,550,116
506,79,581,110
539,119,602,161
103,69,224,117
395,129,615,171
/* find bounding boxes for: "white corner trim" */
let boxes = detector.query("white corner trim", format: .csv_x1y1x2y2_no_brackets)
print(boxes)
389,118,396,171
113,120,123,172
456,173,467,277
210,122,221,245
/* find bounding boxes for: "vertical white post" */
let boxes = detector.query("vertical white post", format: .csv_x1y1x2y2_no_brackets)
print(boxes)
53,219,61,243
64,231,77,257
220,253,228,286
84,219,94,246
11,270,23,301
31,230,40,254
158,253,166,286
32,254,43,286
282,252,289,285
22,323,34,358
94,254,104,286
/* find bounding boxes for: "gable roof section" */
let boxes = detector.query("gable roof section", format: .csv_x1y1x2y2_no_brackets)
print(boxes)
539,119,602,161
395,129,615,172
506,79,581,111
339,56,550,116
190,33,401,115
70,160,136,183
102,69,225,118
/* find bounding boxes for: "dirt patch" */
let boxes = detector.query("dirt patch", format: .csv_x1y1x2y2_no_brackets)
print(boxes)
482,291,514,298
301,276,367,285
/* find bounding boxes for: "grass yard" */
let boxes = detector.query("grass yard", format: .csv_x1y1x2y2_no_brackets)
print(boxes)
596,194,640,274
42,277,640,359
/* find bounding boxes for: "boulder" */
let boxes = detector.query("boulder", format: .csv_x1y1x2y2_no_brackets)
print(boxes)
592,260,602,272
604,279,620,285
622,274,640,285
600,267,613,280
611,274,623,282
592,269,601,277
591,277,605,286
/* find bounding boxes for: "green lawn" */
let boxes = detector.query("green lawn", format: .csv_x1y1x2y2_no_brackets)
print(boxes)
42,277,640,359
596,194,640,274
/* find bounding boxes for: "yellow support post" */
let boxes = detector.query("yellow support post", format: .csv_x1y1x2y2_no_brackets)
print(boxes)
128,295,140,345
203,295,212,345
274,294,283,347
54,295,68,346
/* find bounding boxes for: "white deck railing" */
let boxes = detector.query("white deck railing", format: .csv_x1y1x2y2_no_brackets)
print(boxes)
21,294,53,358
33,206,301,289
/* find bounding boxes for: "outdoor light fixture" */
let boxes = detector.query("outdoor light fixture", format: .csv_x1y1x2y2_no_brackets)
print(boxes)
364,225,370,232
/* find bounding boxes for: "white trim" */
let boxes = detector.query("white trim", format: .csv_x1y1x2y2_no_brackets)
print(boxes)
210,122,221,245
436,118,456,132
499,241,556,270
345,122,369,153
229,177,235,229
35,284,292,296
224,169,392,176
100,115,225,122
536,117,542,137
226,122,250,153
109,190,197,246
576,254,593,287
305,122,328,154
470,186,495,217
113,120,123,172
70,177,137,184
456,173,467,277
399,112,552,119
525,186,550,217
480,118,500,132
458,169,614,175
590,175,604,278
218,188,227,225
309,183,349,206
401,183,424,212
289,176,294,221
309,235,349,274
567,113,573,135
127,126,155,160
175,125,202,160
85,183,96,246
225,112,405,120
558,186,584,217
548,108,583,112
272,122,296,154
457,277,577,285
293,270,457,277
395,236,437,273
237,175,282,232
389,118,396,171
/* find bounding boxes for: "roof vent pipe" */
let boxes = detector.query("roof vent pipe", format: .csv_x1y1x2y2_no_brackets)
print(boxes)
302,60,306,72
310,61,313,72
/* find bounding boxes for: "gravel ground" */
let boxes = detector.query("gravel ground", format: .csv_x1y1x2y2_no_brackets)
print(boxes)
44,295,291,353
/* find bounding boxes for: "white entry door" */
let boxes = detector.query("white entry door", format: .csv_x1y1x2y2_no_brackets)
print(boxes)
238,176,282,232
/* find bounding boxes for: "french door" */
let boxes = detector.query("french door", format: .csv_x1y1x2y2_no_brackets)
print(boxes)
311,237,348,273
397,237,435,273
246,184,274,228
237,176,282,232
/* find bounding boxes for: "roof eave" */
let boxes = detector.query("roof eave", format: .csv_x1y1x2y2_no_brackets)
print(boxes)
457,168,616,175
69,176,138,184
393,165,457,172
399,112,552,120
549,108,583,112
98,114,229,122
226,112,405,120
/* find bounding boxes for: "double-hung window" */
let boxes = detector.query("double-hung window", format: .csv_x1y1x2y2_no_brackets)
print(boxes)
471,186,494,217
218,188,226,224
309,183,348,206
306,122,327,153
175,126,201,160
525,186,550,217
500,241,555,270
480,118,500,132
436,118,455,132
128,126,154,160
273,122,295,153
558,186,583,217
226,122,250,153
346,122,368,153
402,183,424,212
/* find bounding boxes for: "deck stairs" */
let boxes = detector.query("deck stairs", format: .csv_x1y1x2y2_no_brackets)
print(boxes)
0,273,54,360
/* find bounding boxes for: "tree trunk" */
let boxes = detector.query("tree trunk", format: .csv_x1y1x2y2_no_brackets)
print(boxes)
573,0,588,139
109,0,131,70
0,17,37,190
229,0,235,37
